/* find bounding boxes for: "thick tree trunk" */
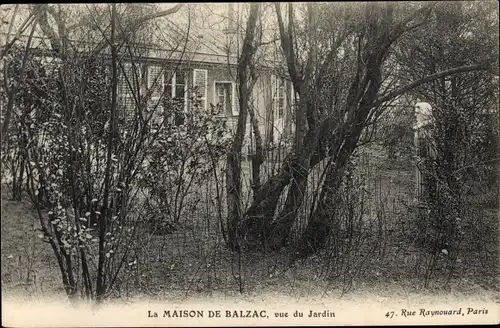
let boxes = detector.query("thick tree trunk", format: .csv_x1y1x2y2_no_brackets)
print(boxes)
238,115,328,250
295,135,358,258
226,4,260,251
236,2,491,254
236,153,294,250
227,150,244,250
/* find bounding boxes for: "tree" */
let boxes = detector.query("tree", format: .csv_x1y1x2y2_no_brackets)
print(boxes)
235,2,496,254
8,3,189,302
395,2,498,258
225,3,262,250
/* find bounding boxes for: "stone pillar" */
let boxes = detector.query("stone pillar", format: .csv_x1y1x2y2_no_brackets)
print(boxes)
413,102,435,202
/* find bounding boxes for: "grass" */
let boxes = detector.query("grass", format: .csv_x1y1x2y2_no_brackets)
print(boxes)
1,186,63,300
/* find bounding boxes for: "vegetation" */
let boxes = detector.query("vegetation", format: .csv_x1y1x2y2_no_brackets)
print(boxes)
1,2,498,304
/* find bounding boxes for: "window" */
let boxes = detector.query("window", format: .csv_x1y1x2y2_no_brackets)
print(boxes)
226,3,236,33
193,69,208,111
164,70,188,111
271,75,286,119
164,70,189,126
214,82,235,115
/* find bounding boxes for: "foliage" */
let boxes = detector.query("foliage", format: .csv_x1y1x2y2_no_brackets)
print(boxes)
393,1,499,284
1,3,498,302
138,97,231,232
377,105,415,160
1,47,62,200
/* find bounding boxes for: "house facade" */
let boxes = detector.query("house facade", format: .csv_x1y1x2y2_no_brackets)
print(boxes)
118,51,295,146
114,3,296,152
1,4,297,152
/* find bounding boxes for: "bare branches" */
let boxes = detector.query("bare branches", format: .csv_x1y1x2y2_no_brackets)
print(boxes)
275,3,302,90
33,4,62,52
96,2,117,303
33,4,184,56
1,6,37,60
374,61,493,107
136,4,184,26
392,2,437,40
1,19,37,143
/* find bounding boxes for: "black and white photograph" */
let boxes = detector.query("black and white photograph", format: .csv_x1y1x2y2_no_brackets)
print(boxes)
1,2,499,326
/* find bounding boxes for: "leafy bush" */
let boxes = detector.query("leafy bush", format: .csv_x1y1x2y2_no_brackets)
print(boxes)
138,98,231,233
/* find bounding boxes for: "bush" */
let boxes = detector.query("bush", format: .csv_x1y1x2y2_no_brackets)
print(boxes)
138,98,231,233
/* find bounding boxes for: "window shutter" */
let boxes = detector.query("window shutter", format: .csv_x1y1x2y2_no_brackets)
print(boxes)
271,74,277,114
148,65,163,102
193,69,208,111
147,64,164,116
132,63,143,94
231,82,238,116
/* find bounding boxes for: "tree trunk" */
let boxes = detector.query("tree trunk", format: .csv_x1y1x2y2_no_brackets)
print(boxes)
96,3,118,302
248,104,264,199
226,3,261,251
238,118,326,250
295,133,359,258
236,2,492,254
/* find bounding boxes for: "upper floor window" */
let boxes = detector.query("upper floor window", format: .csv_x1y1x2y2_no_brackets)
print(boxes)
226,3,237,33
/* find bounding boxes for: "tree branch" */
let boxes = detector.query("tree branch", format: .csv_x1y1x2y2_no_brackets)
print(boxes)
389,3,436,45
135,4,183,26
1,8,37,60
275,3,302,90
374,62,492,107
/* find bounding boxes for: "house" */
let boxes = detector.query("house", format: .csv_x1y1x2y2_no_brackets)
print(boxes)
0,3,297,153
114,3,297,153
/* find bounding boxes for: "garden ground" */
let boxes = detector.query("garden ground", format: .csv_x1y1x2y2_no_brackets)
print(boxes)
2,146,499,306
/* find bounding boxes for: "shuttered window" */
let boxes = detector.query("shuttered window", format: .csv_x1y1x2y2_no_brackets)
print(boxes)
165,71,174,100
147,64,164,114
214,81,238,116
193,69,208,111
164,70,188,112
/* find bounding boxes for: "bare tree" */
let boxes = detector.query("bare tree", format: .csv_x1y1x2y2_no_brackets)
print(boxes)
236,2,496,254
13,3,189,302
226,3,262,250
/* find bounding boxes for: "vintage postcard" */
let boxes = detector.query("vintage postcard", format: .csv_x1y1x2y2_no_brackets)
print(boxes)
1,2,499,326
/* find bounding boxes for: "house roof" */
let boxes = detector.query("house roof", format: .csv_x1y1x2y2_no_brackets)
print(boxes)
1,4,282,69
